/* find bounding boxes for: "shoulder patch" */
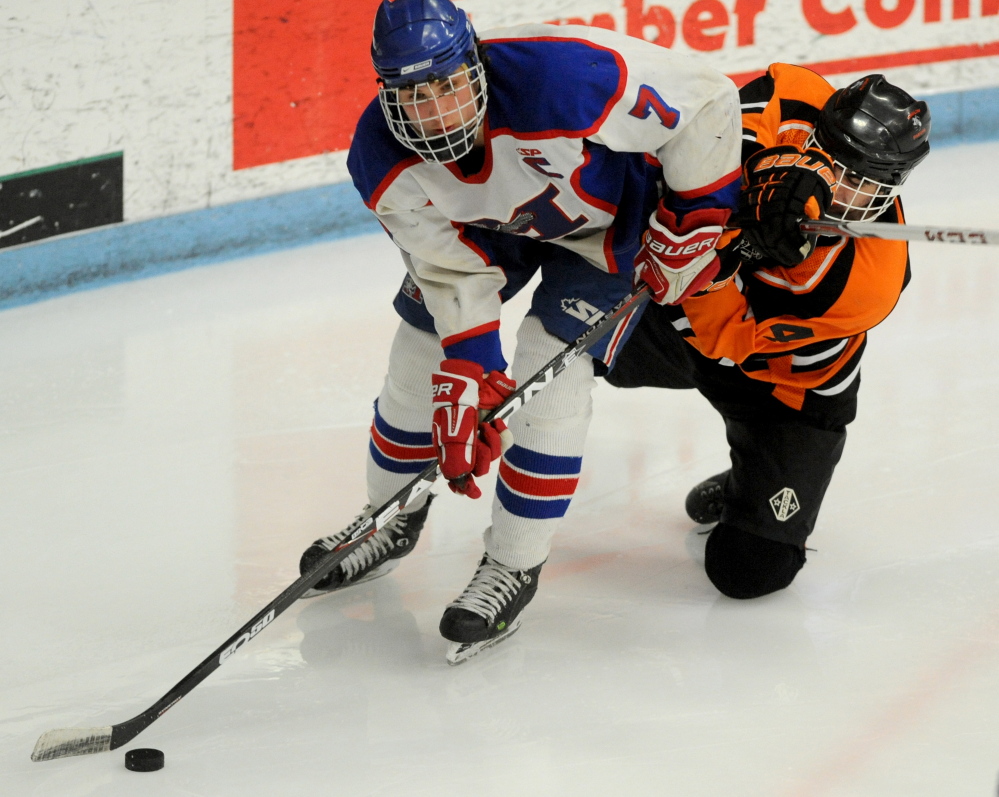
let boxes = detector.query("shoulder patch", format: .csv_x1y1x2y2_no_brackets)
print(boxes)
482,38,625,136
347,99,420,205
778,99,821,126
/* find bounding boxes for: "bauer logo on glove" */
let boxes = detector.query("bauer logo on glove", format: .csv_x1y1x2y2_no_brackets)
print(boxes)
645,229,719,258
737,144,835,265
634,200,731,305
750,150,836,187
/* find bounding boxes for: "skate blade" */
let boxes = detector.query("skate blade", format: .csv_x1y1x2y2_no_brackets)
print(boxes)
445,617,522,666
299,560,401,600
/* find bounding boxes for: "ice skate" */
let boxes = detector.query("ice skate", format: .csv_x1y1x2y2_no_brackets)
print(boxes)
685,470,729,525
298,494,435,598
440,553,544,665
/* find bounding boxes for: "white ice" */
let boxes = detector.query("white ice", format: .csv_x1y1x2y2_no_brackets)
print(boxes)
2,140,999,797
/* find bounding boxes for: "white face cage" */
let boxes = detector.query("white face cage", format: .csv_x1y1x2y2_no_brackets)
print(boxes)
378,62,487,164
805,131,906,222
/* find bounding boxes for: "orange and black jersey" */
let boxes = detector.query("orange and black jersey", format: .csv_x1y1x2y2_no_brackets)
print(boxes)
665,63,912,411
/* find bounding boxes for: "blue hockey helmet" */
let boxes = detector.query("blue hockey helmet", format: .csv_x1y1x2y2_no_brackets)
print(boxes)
371,0,488,163
372,0,478,88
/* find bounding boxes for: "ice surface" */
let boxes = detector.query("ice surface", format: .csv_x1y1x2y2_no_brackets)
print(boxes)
1,141,998,796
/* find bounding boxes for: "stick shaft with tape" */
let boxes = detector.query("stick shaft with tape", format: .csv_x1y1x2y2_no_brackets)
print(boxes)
800,218,999,245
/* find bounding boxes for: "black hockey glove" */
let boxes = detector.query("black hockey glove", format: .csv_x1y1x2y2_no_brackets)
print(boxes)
735,145,836,265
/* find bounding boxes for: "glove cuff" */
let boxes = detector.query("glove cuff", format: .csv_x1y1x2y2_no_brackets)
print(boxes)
439,358,485,382
655,200,732,237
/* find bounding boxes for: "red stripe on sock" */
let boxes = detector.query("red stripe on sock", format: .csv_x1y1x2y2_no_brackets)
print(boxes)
498,461,579,498
370,424,435,461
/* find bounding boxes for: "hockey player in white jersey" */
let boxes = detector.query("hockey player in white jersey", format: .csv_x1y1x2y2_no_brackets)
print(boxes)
298,0,742,663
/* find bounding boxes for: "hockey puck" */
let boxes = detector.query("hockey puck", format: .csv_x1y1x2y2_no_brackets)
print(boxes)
124,748,164,772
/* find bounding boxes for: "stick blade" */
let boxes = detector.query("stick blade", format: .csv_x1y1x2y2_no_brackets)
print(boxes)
31,727,113,761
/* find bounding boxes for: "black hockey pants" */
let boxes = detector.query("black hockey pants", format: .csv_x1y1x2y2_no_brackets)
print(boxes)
605,301,856,548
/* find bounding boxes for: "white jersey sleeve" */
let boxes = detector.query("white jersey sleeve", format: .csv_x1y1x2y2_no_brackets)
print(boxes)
577,26,742,195
347,25,743,370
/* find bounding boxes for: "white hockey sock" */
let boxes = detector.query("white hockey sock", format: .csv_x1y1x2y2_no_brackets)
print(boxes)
366,320,442,511
485,315,596,570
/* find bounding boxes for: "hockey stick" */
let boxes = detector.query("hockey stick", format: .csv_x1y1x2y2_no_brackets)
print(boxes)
31,284,651,762
800,218,998,245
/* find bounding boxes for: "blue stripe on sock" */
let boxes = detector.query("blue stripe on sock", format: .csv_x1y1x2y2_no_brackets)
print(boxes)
372,399,432,446
496,480,572,520
368,441,436,474
503,444,582,476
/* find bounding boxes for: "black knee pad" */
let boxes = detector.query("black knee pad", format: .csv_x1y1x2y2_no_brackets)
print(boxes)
704,522,806,599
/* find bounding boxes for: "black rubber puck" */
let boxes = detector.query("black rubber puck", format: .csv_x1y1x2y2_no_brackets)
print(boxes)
125,748,164,772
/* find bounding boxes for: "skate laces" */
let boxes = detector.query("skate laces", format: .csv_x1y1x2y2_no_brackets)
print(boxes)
314,506,406,579
449,556,526,622
340,526,397,579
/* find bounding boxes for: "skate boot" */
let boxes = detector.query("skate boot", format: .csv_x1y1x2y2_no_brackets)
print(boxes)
299,494,435,599
439,552,544,665
685,470,729,525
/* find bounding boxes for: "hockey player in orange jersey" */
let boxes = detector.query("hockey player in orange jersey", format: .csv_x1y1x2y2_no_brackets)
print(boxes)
607,65,931,599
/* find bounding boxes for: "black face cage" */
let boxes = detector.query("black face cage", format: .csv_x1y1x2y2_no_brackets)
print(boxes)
805,131,908,222
378,62,487,164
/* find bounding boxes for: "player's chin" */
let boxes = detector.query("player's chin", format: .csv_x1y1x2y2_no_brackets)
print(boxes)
831,205,873,222
842,208,874,221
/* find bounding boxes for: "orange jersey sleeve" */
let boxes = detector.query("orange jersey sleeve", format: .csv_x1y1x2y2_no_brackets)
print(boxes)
740,63,836,154
671,64,911,411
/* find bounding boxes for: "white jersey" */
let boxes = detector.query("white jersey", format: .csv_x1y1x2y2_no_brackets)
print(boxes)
348,24,741,363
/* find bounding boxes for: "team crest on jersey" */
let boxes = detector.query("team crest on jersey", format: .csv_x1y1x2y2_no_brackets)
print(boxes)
469,211,537,235
468,185,588,241
561,297,605,325
769,488,800,522
400,274,423,304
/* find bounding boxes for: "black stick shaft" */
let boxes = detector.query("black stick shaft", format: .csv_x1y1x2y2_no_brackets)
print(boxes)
97,284,651,750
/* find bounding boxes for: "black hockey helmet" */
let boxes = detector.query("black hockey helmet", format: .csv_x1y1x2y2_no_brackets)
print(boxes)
814,74,931,186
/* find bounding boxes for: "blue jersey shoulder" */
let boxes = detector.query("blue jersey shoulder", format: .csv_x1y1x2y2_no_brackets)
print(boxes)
481,37,625,136
348,98,419,205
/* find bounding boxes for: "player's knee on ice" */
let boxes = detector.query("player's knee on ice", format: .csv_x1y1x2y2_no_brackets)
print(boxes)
704,522,805,599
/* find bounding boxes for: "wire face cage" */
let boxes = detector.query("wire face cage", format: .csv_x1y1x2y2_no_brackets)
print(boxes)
379,62,488,164
806,131,906,222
